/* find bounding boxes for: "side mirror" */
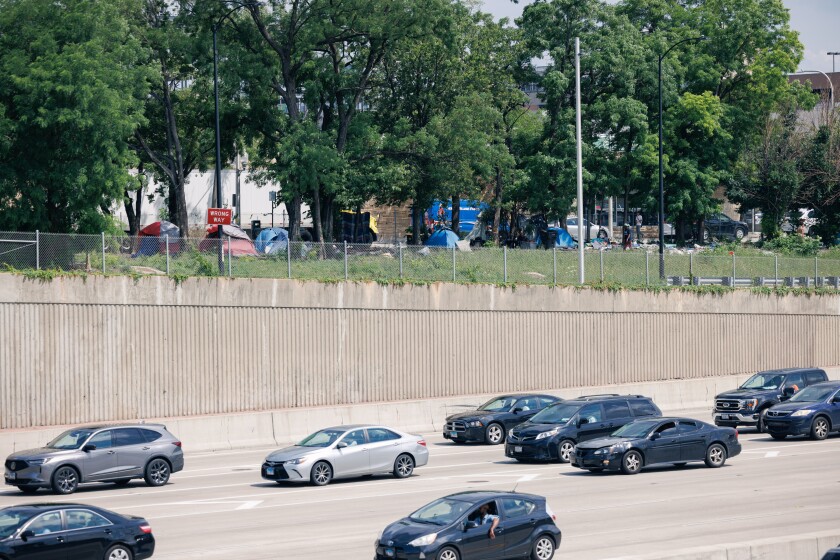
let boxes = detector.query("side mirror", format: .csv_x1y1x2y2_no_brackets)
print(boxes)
782,387,795,398
464,521,478,531
512,408,522,414
578,417,589,427
336,441,348,449
650,433,660,441
82,444,96,452
20,530,34,541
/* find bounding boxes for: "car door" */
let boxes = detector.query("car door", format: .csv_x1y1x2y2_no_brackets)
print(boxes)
829,388,840,427
365,428,403,473
10,511,68,560
112,428,151,478
458,501,506,560
82,430,117,481
62,509,113,560
602,400,634,433
644,421,681,465
575,404,609,442
505,398,540,430
499,498,539,558
330,429,371,477
677,420,706,461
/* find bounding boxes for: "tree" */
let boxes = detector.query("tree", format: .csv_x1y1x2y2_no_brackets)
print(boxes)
0,0,150,232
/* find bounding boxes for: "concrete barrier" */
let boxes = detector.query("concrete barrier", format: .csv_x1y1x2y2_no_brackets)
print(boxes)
604,529,840,559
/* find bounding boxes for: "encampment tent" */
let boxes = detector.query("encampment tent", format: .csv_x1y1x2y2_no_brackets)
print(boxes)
255,227,289,254
133,221,181,257
549,227,576,249
199,224,259,257
425,228,459,248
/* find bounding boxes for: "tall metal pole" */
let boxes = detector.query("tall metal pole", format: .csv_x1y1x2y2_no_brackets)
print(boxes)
828,52,839,74
575,37,585,284
658,53,665,280
798,69,834,106
213,24,224,274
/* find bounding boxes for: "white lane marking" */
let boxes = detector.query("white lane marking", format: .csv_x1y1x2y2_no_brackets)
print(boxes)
764,451,780,458
170,499,263,510
516,474,539,482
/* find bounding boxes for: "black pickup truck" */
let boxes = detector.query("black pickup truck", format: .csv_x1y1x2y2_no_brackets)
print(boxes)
713,368,828,432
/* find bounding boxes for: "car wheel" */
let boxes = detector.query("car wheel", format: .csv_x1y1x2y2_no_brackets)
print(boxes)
310,461,333,486
112,479,131,486
531,534,556,560
705,443,727,468
770,433,787,440
735,227,746,240
105,544,133,560
437,546,460,560
621,450,642,475
17,485,39,494
51,466,79,495
557,439,575,463
757,409,769,433
485,423,505,445
144,458,171,487
810,416,830,441
393,454,415,479
703,228,711,243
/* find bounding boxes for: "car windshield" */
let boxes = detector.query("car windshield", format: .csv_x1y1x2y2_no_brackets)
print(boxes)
409,498,472,526
297,429,345,448
478,397,516,412
788,385,837,403
47,429,95,450
530,403,581,424
0,510,31,539
739,373,783,390
611,420,660,438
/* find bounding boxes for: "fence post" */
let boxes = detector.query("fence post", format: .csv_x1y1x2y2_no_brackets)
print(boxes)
732,252,736,285
165,237,170,276
599,249,604,282
645,251,650,286
227,235,232,277
774,255,778,285
101,232,106,274
399,244,403,279
452,246,456,282
689,251,694,282
503,245,508,283
35,230,40,270
553,247,557,285
815,256,819,286
287,241,292,279
344,241,348,280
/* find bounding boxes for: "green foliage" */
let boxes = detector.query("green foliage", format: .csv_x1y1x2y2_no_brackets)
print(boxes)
761,234,822,257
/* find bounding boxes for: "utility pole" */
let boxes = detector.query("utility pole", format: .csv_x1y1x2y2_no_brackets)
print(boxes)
575,37,585,284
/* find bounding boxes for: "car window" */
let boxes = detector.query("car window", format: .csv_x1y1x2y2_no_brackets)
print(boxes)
478,397,517,411
501,499,537,518
805,372,826,385
367,428,400,443
538,397,557,408
47,428,96,450
789,385,838,403
409,498,472,526
603,400,632,420
654,421,678,436
65,510,110,531
0,510,29,539
113,428,148,447
629,400,659,417
27,512,63,536
718,214,731,222
578,404,603,424
341,429,367,447
515,398,538,412
783,374,805,391
467,501,500,523
139,429,163,443
87,430,113,450
298,429,344,447
678,421,700,433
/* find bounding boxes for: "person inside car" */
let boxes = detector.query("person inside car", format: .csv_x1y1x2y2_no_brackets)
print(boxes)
477,503,500,539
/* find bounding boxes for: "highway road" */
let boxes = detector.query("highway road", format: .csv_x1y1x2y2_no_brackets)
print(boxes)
2,407,839,559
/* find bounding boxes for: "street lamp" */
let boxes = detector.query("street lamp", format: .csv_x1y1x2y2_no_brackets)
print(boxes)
658,35,707,280
797,69,834,106
828,52,840,74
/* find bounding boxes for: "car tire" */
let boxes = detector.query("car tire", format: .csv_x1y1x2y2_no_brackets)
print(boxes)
620,450,642,475
51,465,79,495
705,443,727,468
105,544,133,560
485,423,505,445
144,458,171,487
757,409,769,433
437,546,460,560
310,461,333,486
735,228,746,240
810,416,830,441
531,534,556,560
703,228,711,243
770,433,787,440
17,485,39,494
557,439,575,463
393,454,415,479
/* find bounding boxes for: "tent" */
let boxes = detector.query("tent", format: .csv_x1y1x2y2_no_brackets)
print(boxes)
550,227,576,249
133,221,181,257
425,228,459,248
199,224,259,257
255,227,289,254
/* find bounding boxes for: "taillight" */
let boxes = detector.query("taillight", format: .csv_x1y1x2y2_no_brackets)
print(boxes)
139,524,152,534
735,430,739,441
545,504,557,521
172,441,182,447
417,439,427,447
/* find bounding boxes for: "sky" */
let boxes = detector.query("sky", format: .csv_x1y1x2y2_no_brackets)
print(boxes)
480,0,840,73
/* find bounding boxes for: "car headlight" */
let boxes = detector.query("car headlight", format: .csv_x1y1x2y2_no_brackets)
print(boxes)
791,409,814,417
286,457,308,465
28,458,53,466
742,399,758,410
408,533,437,547
593,447,610,455
535,427,560,440
466,420,483,427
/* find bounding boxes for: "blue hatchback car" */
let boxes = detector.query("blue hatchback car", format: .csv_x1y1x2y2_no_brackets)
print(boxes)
764,381,840,440
375,491,561,560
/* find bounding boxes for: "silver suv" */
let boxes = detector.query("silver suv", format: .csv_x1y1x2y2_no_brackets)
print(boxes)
4,424,184,495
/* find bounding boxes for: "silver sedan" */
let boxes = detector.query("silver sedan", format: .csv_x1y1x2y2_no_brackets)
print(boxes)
261,425,429,486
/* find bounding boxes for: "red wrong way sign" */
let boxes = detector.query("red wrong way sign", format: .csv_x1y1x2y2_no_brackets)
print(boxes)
207,208,233,225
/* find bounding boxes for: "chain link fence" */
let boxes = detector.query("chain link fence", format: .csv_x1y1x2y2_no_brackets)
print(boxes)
3,231,840,289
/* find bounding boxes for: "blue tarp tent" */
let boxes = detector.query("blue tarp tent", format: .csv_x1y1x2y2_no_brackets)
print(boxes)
255,228,289,254
544,227,576,248
425,228,459,247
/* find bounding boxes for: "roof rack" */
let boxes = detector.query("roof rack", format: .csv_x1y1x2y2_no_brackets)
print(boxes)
577,394,621,400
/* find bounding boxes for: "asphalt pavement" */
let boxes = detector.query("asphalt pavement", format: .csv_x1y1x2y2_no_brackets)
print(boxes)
2,407,839,559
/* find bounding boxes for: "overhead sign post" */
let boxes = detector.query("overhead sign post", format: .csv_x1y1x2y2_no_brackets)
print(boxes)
207,208,233,226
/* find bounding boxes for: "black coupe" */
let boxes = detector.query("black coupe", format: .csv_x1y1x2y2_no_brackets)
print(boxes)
443,394,561,445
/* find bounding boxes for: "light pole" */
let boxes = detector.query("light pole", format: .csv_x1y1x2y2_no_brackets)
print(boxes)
658,35,707,280
797,69,834,106
212,22,224,273
828,52,840,74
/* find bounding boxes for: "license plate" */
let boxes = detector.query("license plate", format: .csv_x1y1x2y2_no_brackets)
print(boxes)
6,471,15,480
450,431,458,438
719,415,730,420
266,467,274,476
514,446,523,453
385,548,395,557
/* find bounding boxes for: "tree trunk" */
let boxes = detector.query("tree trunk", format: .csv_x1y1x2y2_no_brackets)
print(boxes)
411,205,422,245
493,167,503,246
451,195,460,236
288,195,301,241
310,186,323,242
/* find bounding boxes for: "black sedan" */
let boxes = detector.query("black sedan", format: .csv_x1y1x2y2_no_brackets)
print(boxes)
443,394,561,445
572,417,741,474
0,503,154,560
375,491,561,560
